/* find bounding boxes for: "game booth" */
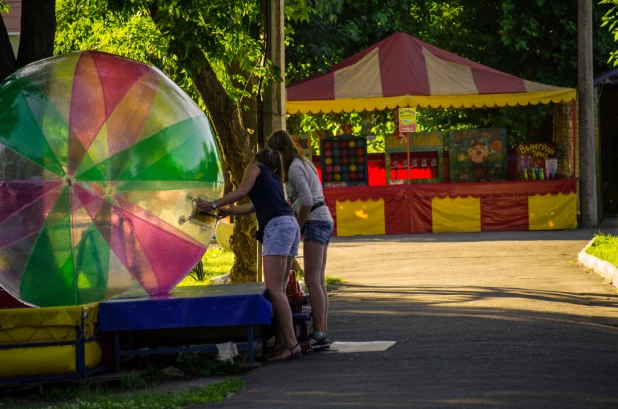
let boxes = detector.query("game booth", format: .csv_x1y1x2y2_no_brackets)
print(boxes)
287,33,578,237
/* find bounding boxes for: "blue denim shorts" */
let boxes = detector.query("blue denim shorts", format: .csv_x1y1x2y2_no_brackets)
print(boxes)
302,220,334,246
262,215,300,257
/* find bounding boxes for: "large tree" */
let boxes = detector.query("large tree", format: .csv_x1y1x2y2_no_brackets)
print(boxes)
0,0,56,82
55,0,309,282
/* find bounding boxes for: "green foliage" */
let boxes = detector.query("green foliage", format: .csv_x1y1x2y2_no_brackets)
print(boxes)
181,247,235,285
55,0,281,111
7,378,244,409
55,0,198,102
0,1,9,13
586,232,618,268
325,275,345,286
601,0,618,66
1,376,244,409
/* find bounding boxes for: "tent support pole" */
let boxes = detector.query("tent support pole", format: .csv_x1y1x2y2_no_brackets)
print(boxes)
407,133,411,184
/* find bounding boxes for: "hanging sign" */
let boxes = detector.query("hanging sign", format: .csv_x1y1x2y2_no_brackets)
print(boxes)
398,108,417,133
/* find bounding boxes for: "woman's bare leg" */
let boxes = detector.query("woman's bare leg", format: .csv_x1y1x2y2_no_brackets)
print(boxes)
263,255,300,359
303,242,328,334
271,256,293,351
321,247,329,333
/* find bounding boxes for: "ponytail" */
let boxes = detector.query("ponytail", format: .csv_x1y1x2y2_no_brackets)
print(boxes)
254,147,284,184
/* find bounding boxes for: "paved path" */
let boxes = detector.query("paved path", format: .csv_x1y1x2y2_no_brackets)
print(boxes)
211,225,618,409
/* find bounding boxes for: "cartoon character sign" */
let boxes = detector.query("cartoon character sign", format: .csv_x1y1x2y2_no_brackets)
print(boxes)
458,141,500,164
449,129,507,182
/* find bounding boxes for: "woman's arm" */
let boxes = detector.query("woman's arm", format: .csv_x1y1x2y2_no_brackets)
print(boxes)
218,203,255,217
288,163,313,229
197,165,260,213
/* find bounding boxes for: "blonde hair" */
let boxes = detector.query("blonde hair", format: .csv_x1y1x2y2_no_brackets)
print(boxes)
266,130,315,182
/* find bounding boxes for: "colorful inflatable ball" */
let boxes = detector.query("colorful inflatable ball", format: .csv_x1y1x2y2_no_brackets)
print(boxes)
0,51,223,307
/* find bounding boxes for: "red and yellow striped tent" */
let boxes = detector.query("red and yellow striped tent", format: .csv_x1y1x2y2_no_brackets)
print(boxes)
286,32,578,236
286,32,575,114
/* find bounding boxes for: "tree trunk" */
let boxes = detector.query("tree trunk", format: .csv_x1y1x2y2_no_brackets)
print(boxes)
186,47,259,283
0,14,17,82
17,0,56,68
147,7,262,283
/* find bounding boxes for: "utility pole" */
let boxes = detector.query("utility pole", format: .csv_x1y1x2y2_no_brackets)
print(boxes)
578,0,598,226
257,0,285,281
262,0,286,143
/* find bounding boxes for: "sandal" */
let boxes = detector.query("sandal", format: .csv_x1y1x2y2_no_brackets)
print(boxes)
267,343,302,363
263,345,285,360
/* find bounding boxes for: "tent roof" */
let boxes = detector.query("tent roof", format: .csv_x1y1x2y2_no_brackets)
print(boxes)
286,32,576,114
594,67,618,86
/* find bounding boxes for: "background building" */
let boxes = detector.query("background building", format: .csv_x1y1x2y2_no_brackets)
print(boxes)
1,0,21,56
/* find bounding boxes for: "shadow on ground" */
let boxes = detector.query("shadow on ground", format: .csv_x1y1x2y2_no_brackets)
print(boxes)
205,282,618,409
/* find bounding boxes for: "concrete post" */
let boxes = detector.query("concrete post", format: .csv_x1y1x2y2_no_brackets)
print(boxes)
258,0,285,282
578,0,598,226
262,0,286,140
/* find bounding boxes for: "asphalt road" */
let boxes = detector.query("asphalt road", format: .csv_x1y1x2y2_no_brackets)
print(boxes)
208,224,618,409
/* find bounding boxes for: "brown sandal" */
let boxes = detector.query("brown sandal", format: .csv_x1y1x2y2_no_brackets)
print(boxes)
267,343,301,363
263,345,284,360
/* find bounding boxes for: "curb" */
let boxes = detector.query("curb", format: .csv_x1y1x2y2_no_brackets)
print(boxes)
578,238,618,289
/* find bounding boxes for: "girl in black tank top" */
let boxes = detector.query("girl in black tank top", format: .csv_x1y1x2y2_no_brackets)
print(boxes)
196,148,302,363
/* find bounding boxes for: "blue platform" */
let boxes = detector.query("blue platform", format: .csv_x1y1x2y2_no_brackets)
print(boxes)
98,282,272,369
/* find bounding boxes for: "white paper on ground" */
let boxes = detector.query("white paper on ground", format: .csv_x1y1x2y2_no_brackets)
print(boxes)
328,341,396,353
216,341,239,362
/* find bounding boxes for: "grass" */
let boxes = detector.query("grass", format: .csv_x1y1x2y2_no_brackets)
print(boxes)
178,247,235,286
326,275,345,286
176,247,344,288
0,377,244,409
586,232,618,268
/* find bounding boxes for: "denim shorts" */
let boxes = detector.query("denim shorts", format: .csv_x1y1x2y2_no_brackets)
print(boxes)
262,215,300,257
302,220,334,246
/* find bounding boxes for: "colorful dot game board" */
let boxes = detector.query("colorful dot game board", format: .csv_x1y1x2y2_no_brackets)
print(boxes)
320,135,369,187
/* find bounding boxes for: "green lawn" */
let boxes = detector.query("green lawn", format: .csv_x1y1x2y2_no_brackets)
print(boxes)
586,233,618,268
178,247,235,287
1,377,244,409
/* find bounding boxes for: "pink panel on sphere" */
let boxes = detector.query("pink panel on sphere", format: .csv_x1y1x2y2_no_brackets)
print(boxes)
91,52,151,118
0,181,62,224
68,53,106,173
75,184,158,293
113,194,202,247
116,206,205,295
109,207,161,294
106,70,158,157
74,184,106,222
0,185,62,249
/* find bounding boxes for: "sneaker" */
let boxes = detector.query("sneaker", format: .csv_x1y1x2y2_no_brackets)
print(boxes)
307,332,332,350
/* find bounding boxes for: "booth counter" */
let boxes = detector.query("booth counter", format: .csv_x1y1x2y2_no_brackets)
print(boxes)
323,179,577,236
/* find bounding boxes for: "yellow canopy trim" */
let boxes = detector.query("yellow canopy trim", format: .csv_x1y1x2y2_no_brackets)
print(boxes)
286,88,576,114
